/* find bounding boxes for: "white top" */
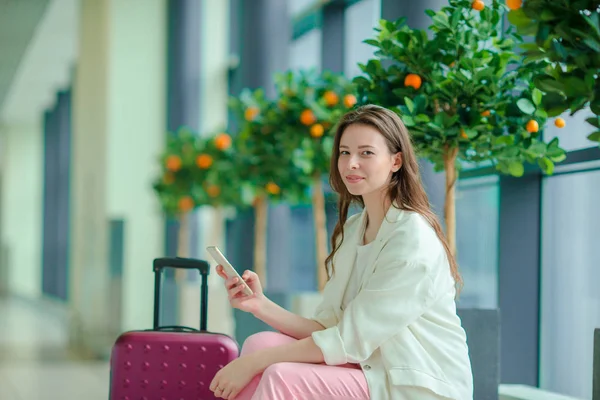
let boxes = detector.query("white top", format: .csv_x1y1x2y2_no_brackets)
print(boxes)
311,205,474,400
341,217,376,310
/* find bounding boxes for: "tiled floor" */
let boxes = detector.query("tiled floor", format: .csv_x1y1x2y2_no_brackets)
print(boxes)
0,297,109,400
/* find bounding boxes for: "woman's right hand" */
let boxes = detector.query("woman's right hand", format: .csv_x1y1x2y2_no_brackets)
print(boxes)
216,266,265,314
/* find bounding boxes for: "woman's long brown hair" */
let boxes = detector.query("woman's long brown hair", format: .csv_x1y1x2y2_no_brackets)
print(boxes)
324,105,462,292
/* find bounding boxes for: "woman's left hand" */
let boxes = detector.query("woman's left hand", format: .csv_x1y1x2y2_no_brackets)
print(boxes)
209,355,262,399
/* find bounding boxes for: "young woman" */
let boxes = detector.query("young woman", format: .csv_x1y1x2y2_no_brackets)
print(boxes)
209,105,473,399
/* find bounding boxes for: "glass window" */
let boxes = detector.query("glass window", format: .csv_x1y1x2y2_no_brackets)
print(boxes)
289,28,322,71
545,107,597,151
539,168,600,399
455,175,500,309
344,0,381,78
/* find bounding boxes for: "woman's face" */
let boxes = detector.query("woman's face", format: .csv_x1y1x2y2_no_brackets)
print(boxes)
337,124,402,197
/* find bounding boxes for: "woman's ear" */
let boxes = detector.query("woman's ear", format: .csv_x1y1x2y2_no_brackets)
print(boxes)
391,152,403,172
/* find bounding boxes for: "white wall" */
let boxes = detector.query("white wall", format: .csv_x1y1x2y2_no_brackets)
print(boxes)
0,122,43,298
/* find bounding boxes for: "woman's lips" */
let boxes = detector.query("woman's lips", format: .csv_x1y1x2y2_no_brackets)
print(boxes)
346,175,364,183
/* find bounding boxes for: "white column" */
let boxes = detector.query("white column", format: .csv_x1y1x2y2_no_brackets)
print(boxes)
0,122,44,298
70,0,166,355
196,0,234,336
106,0,166,333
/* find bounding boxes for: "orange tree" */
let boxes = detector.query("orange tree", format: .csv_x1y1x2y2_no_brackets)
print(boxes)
274,69,357,290
507,0,600,144
153,128,244,256
229,88,312,284
352,0,566,255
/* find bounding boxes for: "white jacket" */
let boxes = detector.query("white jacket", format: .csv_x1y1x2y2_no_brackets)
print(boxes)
311,205,473,400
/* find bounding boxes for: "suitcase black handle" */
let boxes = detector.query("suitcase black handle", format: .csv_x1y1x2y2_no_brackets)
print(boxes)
152,257,210,331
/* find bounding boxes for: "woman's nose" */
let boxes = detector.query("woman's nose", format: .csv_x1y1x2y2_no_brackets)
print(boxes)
348,156,359,170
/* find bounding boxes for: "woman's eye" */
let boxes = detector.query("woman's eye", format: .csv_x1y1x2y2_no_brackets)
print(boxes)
340,150,350,155
362,151,374,155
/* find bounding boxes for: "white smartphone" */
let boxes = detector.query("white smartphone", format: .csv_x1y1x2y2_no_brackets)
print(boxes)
206,246,253,296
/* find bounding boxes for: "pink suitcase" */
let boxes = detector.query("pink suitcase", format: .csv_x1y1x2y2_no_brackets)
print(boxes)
109,257,239,400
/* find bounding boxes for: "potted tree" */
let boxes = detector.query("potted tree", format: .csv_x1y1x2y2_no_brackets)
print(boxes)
229,88,311,285
153,128,244,258
274,69,357,290
352,0,566,255
507,0,600,144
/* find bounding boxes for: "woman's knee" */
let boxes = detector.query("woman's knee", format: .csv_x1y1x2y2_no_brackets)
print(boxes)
262,362,296,381
241,331,292,354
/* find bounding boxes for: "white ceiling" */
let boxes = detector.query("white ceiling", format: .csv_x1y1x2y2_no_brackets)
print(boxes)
0,0,79,125
0,0,49,111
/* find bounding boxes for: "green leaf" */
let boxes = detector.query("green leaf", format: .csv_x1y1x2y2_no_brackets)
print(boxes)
586,117,600,129
517,98,536,115
583,38,600,53
540,9,557,22
583,13,600,41
529,142,547,156
591,99,600,116
532,88,543,106
535,109,548,119
534,76,565,93
432,12,451,31
542,92,569,117
508,9,532,28
563,77,590,98
588,131,600,143
450,8,462,29
494,135,515,146
363,39,380,47
403,115,416,127
508,161,525,177
550,153,567,163
415,114,431,123
537,157,554,175
404,97,415,114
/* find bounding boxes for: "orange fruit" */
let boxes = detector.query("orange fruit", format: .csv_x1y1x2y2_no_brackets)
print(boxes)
163,172,175,185
404,74,422,90
472,0,485,11
310,124,325,138
196,154,213,169
526,120,539,133
481,110,491,117
554,117,566,128
300,109,317,126
323,91,339,106
178,196,195,212
460,129,469,139
265,182,281,195
244,106,259,122
506,0,522,10
343,94,357,108
206,185,220,197
165,155,182,172
214,133,232,150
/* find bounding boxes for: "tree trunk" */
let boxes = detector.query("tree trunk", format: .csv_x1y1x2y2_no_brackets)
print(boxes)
253,195,268,285
177,212,189,257
312,174,328,291
443,146,459,257
174,213,190,282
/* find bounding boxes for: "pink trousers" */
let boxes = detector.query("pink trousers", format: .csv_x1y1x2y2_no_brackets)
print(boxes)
234,331,370,400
